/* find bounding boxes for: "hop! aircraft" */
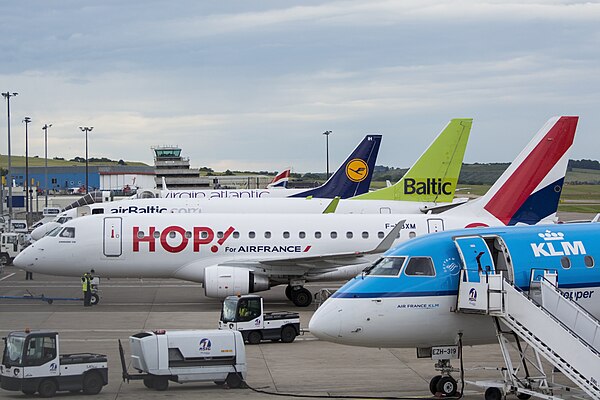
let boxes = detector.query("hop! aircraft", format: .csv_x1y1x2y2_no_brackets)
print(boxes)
16,117,577,308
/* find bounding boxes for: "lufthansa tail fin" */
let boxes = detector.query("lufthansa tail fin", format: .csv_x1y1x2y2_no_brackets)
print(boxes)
290,134,382,199
451,116,578,226
353,119,472,202
267,168,291,188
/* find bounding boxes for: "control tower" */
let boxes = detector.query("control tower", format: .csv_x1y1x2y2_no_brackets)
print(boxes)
152,145,209,189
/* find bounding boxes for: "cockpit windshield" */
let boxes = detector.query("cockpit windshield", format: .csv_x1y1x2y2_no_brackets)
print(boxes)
59,227,75,238
363,257,406,276
46,227,63,237
221,298,238,323
2,335,25,367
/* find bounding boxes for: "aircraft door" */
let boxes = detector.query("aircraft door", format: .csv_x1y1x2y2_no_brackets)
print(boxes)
427,218,444,233
454,236,495,282
103,217,122,257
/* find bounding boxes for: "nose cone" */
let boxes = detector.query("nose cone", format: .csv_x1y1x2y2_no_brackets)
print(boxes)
309,300,343,341
13,244,39,271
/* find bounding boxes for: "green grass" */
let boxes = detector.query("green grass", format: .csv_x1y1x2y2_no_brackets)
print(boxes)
0,155,148,168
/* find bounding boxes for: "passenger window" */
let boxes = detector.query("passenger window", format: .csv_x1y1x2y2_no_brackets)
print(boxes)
585,255,595,268
299,232,306,239
249,231,256,239
404,257,435,276
265,231,271,239
346,232,353,239
330,232,337,239
200,231,209,239
185,231,192,238
217,231,224,239
169,231,177,238
378,231,384,239
364,257,406,276
560,257,571,269
136,230,145,239
233,231,240,239
153,231,160,238
283,231,290,239
409,231,416,239
362,231,369,239
92,208,104,215
59,227,75,238
315,232,322,239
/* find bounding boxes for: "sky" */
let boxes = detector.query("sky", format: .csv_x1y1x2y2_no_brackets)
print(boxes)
1,1,599,173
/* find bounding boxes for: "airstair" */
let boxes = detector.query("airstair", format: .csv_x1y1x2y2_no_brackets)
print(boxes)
457,270,600,399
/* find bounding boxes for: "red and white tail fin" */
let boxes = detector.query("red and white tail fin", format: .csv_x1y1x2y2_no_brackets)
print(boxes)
452,116,578,226
267,168,291,188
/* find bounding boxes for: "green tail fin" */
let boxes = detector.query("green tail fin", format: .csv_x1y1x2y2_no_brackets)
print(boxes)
352,118,472,202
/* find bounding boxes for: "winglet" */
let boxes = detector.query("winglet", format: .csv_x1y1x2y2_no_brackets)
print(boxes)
322,197,340,214
366,220,405,254
353,119,472,202
162,177,168,190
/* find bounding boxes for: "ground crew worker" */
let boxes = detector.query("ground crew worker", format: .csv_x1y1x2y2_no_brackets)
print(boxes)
82,272,92,307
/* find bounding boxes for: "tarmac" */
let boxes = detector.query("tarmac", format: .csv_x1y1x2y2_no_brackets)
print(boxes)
0,266,581,400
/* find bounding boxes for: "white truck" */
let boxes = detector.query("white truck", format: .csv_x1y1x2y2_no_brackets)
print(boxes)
0,330,108,397
0,232,30,265
219,295,300,344
119,329,247,391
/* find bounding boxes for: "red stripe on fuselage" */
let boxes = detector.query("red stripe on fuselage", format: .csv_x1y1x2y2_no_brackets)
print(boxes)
484,116,578,224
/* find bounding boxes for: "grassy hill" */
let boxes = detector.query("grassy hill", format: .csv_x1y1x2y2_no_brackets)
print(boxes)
0,154,148,168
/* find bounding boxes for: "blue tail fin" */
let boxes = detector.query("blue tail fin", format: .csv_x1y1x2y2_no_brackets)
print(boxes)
291,134,382,199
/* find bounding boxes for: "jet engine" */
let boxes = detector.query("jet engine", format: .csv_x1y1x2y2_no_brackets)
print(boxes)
204,266,270,298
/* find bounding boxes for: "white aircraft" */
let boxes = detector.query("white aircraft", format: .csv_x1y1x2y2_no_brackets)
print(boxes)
30,119,472,241
16,116,577,308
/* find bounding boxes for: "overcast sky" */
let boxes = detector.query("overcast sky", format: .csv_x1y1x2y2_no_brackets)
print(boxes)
1,1,599,173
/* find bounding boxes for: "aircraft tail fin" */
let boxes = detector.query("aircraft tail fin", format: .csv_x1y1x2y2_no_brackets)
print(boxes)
455,116,578,226
353,119,472,202
290,134,382,199
267,168,291,188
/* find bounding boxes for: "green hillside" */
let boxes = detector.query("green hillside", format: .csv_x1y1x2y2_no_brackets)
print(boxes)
0,154,148,168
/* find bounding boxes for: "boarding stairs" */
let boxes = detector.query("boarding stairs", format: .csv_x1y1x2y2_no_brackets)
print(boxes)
457,270,600,399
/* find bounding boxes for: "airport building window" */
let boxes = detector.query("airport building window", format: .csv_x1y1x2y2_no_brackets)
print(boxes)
346,232,353,239
153,231,160,238
265,231,271,239
59,227,75,238
404,257,435,276
315,232,322,239
365,257,406,276
362,231,369,239
560,257,571,269
299,231,306,239
249,231,256,239
283,231,290,239
585,255,595,268
378,231,384,239
330,232,337,239
233,231,240,239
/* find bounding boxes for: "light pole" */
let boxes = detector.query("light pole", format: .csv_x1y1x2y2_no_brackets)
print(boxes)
2,91,18,231
322,130,332,179
42,124,52,207
23,117,31,225
79,126,93,193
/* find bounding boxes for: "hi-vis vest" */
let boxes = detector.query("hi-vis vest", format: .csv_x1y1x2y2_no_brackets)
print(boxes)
82,276,89,292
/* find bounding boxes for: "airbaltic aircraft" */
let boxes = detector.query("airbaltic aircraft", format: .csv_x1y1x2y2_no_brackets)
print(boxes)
308,222,600,396
30,119,472,240
16,117,577,308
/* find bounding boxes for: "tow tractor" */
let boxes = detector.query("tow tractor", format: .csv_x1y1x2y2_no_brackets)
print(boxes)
0,330,108,397
219,295,300,344
0,232,30,265
119,329,247,390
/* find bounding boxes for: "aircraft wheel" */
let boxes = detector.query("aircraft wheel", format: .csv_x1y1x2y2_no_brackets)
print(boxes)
82,370,104,395
153,376,169,391
214,381,225,386
285,285,292,300
90,293,100,306
21,389,36,395
291,287,312,307
517,393,531,400
429,375,442,395
436,376,457,397
485,387,502,400
38,378,58,398
143,378,154,389
247,330,262,345
281,325,297,343
225,372,243,389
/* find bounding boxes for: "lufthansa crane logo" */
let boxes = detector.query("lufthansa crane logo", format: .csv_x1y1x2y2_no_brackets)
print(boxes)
346,159,368,182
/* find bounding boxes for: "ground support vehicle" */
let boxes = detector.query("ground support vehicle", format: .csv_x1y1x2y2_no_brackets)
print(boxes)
119,329,247,391
219,295,300,344
0,330,108,397
0,232,30,265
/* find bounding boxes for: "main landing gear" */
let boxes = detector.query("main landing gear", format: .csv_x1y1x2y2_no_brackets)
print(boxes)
429,360,459,397
285,284,313,307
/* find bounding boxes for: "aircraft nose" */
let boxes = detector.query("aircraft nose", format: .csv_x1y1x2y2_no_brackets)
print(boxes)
309,300,343,341
13,244,40,271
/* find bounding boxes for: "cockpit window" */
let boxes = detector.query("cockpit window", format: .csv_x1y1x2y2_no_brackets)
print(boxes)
404,257,435,276
47,227,62,237
364,257,406,276
56,217,73,224
59,227,75,238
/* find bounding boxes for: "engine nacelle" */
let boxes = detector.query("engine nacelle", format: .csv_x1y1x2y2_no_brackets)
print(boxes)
204,266,270,298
